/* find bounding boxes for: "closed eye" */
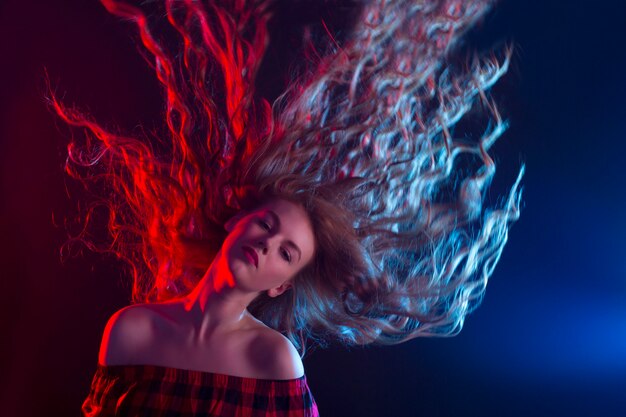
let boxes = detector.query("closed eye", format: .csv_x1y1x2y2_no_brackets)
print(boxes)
281,248,292,262
259,220,271,230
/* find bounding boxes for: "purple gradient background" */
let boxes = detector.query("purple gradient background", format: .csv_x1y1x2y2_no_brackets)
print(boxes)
1,1,625,416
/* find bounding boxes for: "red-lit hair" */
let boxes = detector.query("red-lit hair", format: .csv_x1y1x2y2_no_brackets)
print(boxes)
48,0,524,356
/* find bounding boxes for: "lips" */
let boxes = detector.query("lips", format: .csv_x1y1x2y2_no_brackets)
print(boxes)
242,245,258,268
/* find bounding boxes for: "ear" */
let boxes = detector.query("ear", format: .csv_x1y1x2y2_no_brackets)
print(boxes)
267,281,293,298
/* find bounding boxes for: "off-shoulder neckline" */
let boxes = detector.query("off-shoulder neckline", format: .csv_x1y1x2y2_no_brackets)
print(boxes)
97,363,306,383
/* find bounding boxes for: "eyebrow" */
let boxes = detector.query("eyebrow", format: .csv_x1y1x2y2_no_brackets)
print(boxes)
267,210,302,262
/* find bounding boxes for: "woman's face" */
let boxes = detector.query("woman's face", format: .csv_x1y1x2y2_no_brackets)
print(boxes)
222,198,316,297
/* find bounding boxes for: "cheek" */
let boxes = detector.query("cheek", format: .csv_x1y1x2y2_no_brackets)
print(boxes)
263,261,293,281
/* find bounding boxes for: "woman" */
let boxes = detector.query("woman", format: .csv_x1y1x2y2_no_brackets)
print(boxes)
91,197,320,415
49,0,524,416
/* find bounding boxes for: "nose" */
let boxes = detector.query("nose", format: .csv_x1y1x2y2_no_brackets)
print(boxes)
256,240,268,255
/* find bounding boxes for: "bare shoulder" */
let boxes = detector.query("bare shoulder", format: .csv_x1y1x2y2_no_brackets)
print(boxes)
98,304,156,366
248,327,304,380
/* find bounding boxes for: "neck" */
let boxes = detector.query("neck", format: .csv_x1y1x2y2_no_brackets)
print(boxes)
179,251,260,343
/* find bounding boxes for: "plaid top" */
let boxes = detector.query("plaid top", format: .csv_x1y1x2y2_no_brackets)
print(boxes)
81,364,320,417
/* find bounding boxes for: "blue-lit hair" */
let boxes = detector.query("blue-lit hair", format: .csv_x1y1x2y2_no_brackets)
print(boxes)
50,0,524,357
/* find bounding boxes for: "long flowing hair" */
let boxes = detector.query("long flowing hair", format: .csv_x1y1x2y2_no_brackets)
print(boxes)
48,0,524,357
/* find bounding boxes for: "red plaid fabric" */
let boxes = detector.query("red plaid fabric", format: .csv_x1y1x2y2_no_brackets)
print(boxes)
81,364,320,417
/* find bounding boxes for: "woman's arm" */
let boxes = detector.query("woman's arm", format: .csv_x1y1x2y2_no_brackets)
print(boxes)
248,329,305,380
98,305,153,366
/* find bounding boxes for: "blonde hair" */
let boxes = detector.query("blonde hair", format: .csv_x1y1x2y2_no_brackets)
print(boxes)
49,0,524,357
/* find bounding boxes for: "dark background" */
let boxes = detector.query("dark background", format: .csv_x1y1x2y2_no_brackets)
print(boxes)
1,0,625,416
